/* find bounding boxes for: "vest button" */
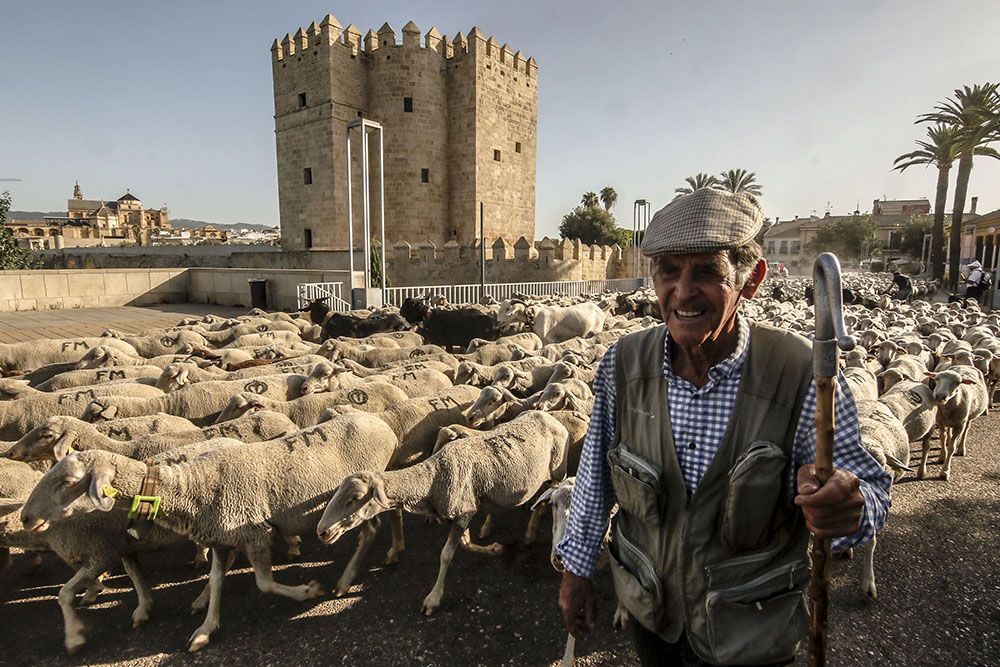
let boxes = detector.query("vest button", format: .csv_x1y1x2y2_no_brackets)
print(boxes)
688,442,697,450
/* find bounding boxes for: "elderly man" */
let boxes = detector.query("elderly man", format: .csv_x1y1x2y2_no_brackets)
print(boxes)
556,189,891,667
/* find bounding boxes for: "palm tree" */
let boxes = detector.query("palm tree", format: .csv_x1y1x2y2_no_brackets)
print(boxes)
674,173,718,199
893,124,964,281
581,191,599,208
600,186,618,211
918,83,1000,289
716,169,763,196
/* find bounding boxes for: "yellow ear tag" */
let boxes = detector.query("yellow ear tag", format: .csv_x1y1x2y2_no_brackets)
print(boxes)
101,485,119,498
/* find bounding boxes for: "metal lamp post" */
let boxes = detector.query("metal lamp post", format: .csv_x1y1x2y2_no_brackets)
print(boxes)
633,199,651,282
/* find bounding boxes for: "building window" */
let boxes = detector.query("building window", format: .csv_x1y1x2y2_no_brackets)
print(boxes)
888,231,902,249
780,240,788,254
766,241,775,254
790,241,800,253
515,142,522,153
420,168,429,183
304,228,313,249
297,92,307,108
303,168,312,185
403,97,413,112
494,149,501,162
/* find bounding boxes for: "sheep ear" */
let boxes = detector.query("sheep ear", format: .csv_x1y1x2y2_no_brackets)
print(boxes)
176,366,190,386
531,487,554,510
924,372,937,379
371,478,389,508
53,432,77,461
961,378,976,384
88,463,117,512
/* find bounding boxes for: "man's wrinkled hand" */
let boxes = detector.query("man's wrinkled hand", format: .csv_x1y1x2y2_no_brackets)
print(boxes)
794,464,864,539
559,571,596,639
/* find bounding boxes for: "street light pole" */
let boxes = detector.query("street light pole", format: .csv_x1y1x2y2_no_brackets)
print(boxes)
633,199,650,282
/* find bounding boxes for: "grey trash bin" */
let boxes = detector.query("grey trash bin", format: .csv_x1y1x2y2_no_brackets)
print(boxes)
248,279,268,310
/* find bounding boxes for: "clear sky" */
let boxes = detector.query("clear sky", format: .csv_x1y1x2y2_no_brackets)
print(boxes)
3,0,1000,236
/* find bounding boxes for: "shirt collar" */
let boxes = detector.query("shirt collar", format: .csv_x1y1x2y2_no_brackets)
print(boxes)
663,315,751,386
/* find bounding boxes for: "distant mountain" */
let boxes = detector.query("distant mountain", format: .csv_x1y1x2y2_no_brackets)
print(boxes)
8,211,277,233
8,210,63,221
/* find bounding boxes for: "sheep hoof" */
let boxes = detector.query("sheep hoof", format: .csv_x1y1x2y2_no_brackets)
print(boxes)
65,636,86,656
132,608,151,628
940,469,950,481
612,609,629,631
304,580,325,598
421,601,440,616
187,634,210,653
863,584,878,600
384,548,404,566
333,584,350,598
487,543,504,556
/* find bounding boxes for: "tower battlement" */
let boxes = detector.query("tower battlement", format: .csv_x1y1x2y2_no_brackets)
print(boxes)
272,16,536,78
272,16,538,253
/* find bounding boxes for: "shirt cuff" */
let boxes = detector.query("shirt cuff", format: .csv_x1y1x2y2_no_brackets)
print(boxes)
831,480,884,551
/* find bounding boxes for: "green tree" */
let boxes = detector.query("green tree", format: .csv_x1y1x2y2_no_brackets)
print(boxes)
369,241,389,288
599,186,618,211
898,214,934,260
716,169,763,196
0,191,37,270
893,123,964,282
918,83,1000,288
581,191,600,208
755,217,774,245
674,172,718,199
559,206,632,249
806,214,877,263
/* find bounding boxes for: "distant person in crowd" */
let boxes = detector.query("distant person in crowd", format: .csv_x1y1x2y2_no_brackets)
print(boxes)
963,260,988,303
887,270,912,302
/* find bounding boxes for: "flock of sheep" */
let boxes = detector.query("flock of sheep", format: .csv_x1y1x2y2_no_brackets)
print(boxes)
0,273,997,660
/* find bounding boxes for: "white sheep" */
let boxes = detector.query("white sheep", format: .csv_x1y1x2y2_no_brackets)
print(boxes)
923,367,988,480
213,381,409,428
316,410,570,615
299,362,453,399
0,338,138,372
20,411,400,652
34,366,165,392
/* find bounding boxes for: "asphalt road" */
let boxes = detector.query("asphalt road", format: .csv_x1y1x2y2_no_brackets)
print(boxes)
1,414,997,666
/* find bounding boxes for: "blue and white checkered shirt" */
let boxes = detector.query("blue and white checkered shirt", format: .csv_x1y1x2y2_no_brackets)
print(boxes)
555,317,893,578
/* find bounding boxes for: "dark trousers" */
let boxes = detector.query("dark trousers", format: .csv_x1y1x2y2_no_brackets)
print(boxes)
631,618,794,667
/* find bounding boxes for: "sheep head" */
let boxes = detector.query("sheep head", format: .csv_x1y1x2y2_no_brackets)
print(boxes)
927,370,978,405
530,477,576,572
215,392,266,423
300,362,342,396
5,417,84,462
0,379,32,401
317,472,390,545
156,363,193,393
466,386,521,427
75,345,117,369
82,398,118,423
20,451,121,532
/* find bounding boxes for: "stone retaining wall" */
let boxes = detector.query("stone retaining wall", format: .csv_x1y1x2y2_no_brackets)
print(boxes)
0,269,189,311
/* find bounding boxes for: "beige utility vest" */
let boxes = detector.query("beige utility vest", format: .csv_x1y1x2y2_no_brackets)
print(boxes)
608,323,813,665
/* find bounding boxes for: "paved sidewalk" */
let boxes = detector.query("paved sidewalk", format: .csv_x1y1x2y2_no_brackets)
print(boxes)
0,303,250,344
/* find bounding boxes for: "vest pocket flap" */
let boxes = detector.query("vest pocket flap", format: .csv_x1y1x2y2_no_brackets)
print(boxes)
609,527,665,631
721,440,787,548
607,445,662,524
704,560,809,664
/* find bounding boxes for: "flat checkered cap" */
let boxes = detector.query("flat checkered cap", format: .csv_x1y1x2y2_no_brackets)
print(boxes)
641,188,763,256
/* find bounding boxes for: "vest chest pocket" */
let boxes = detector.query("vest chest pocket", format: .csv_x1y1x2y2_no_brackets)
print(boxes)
721,440,788,548
607,445,662,524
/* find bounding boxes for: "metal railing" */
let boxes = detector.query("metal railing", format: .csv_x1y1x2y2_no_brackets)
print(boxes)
383,277,649,307
296,281,351,311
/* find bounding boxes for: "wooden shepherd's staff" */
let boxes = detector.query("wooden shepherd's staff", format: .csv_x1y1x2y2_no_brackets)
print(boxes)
809,253,856,667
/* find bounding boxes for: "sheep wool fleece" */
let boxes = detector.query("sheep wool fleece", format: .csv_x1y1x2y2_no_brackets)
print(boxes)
608,323,813,666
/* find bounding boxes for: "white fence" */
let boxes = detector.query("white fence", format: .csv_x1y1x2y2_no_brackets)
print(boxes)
382,278,648,308
296,281,351,311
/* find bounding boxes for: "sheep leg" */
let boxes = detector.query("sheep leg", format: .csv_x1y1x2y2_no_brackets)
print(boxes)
121,555,154,628
283,534,302,560
478,513,495,539
192,543,210,569
460,527,503,556
917,432,932,480
187,547,227,653
421,520,466,616
246,543,325,601
58,562,104,655
523,504,546,545
190,549,237,614
334,518,380,597
384,508,405,565
560,633,576,666
79,574,106,605
860,535,878,600
955,419,971,457
940,425,958,481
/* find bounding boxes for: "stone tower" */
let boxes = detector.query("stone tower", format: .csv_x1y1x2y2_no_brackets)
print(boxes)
271,16,538,251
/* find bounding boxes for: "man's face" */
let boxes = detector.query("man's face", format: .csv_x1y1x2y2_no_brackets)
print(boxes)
651,252,764,349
